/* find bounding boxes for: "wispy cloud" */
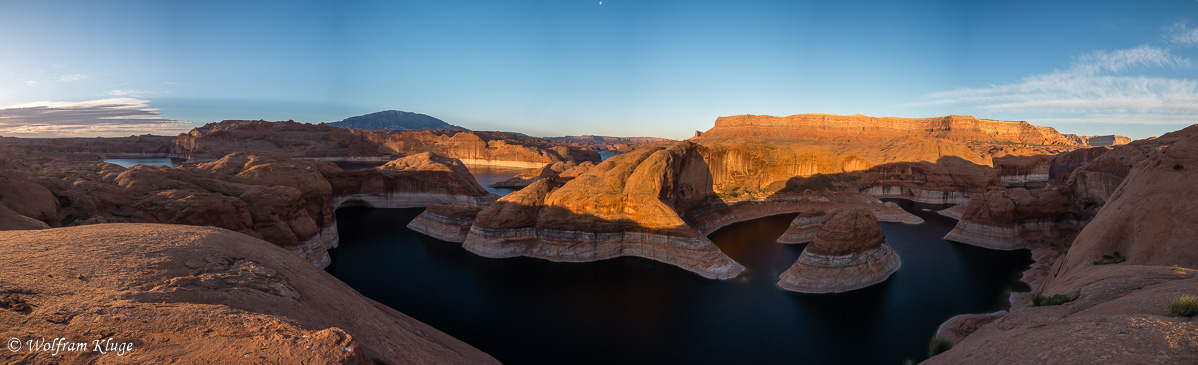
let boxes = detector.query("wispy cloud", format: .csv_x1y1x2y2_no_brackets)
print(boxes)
1168,22,1198,46
105,89,166,97
58,74,88,81
917,28,1198,125
1069,45,1189,74
0,98,194,137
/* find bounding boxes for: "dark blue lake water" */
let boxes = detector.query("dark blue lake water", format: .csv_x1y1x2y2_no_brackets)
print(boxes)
103,157,185,168
326,199,1031,364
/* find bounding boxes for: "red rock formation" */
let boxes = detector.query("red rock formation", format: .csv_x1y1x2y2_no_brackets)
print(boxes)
1080,134,1132,146
406,203,485,243
461,142,745,279
777,208,901,293
1052,130,1198,280
698,114,1084,145
1047,146,1110,187
0,160,59,227
488,161,594,189
1,151,492,268
0,135,173,157
544,135,674,153
331,152,494,209
1059,127,1196,210
943,188,1084,250
993,154,1053,188
172,120,600,167
0,224,496,364
776,211,825,244
927,127,1198,364
854,156,998,204
944,126,1197,255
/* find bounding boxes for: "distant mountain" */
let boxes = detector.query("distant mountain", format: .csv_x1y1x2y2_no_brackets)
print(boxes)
327,110,467,131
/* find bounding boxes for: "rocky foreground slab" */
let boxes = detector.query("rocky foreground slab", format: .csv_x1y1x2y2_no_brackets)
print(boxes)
0,224,497,364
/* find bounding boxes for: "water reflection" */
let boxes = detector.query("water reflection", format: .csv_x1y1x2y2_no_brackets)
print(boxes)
327,199,1031,364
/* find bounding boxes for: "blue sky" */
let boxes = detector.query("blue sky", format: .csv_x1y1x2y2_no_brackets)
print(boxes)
1,0,1196,139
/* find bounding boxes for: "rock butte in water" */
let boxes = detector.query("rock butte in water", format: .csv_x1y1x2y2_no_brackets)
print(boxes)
775,211,826,244
776,208,901,293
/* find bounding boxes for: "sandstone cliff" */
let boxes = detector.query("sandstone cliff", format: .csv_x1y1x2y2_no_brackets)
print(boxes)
698,114,1094,146
0,224,497,364
927,125,1198,364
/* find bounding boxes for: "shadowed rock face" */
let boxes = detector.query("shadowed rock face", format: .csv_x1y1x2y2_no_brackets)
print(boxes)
777,208,900,293
1051,130,1198,280
0,224,497,365
993,154,1053,188
0,135,173,157
1080,135,1131,146
943,126,1198,255
854,156,998,204
806,209,887,256
488,161,595,189
927,125,1198,365
331,152,495,209
943,188,1083,251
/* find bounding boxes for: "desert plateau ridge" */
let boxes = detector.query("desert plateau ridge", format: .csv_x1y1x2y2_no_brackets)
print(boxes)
3,112,1196,364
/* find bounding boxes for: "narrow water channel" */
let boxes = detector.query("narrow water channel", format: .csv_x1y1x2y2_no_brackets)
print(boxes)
326,198,1030,364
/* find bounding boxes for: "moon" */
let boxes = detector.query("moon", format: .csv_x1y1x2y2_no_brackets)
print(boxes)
599,1,602,4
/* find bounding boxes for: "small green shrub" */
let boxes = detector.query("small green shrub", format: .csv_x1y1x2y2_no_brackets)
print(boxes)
1094,251,1125,265
1032,292,1075,306
1172,265,1186,273
1169,295,1198,317
927,337,953,357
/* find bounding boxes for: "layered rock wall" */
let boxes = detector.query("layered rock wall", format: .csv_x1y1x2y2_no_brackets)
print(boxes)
697,114,1102,146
